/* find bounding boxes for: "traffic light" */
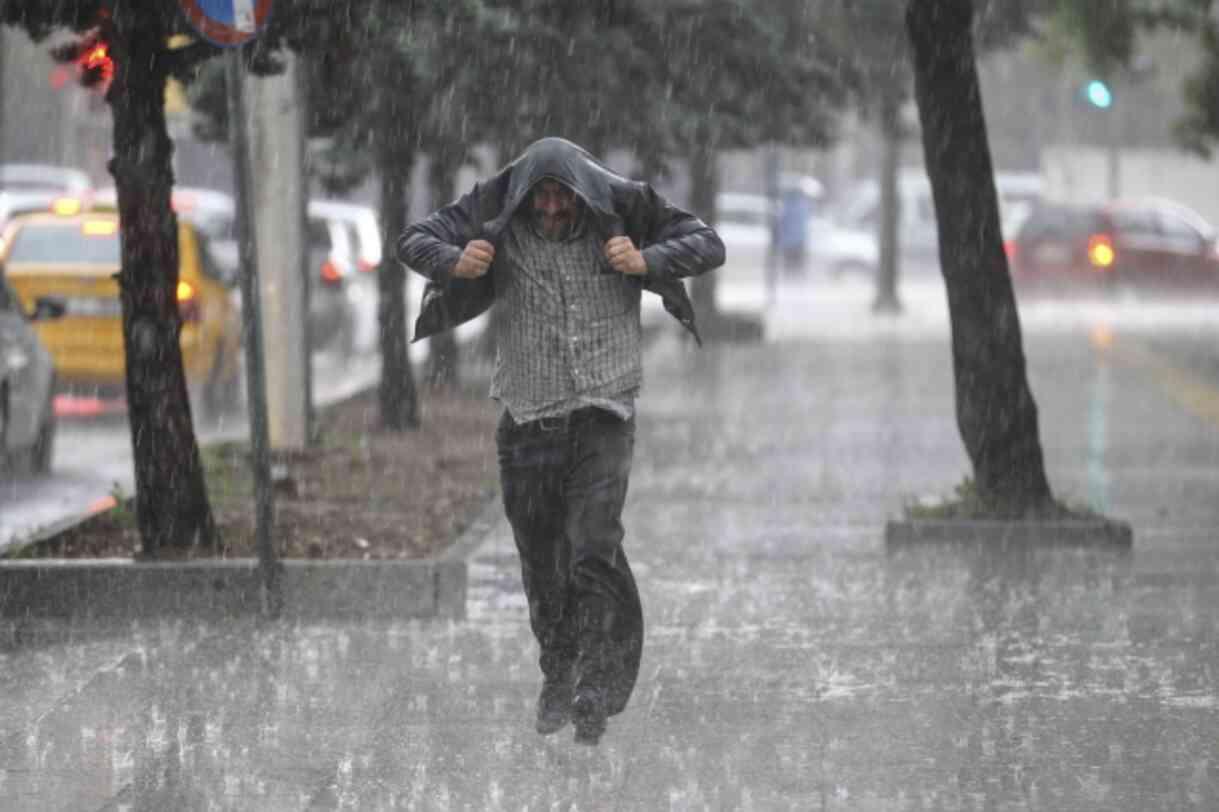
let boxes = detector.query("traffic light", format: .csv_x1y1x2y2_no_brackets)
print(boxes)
1085,79,1113,109
78,41,115,88
49,31,114,92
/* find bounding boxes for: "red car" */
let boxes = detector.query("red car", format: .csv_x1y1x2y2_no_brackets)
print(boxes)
1008,199,1219,292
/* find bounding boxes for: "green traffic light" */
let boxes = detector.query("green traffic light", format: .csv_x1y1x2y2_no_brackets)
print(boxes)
1086,80,1113,109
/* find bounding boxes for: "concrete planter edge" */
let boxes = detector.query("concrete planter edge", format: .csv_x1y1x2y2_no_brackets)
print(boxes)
0,494,505,623
884,518,1134,547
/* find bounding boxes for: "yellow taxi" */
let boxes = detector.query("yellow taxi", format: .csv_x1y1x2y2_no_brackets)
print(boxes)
0,202,242,416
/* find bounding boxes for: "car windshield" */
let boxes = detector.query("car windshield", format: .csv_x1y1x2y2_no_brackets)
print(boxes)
1017,206,1105,241
7,222,121,264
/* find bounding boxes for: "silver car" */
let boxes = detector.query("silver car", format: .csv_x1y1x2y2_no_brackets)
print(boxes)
0,261,63,475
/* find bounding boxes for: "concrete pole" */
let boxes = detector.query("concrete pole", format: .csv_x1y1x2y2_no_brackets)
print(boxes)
243,52,310,450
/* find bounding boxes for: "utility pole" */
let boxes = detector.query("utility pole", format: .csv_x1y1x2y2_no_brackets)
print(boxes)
244,51,311,450
226,50,281,616
763,143,780,307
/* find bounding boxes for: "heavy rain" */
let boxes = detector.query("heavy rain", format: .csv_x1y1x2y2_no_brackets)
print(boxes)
1,1,1218,808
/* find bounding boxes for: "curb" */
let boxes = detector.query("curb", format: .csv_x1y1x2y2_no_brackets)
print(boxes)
0,492,504,623
884,518,1134,547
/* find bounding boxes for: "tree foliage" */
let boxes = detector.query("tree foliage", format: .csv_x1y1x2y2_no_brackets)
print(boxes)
1176,11,1219,156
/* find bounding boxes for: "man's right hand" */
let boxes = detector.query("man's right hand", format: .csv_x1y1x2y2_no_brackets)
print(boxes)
451,240,495,278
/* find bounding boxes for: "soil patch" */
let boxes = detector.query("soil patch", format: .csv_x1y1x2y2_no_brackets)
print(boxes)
7,384,500,561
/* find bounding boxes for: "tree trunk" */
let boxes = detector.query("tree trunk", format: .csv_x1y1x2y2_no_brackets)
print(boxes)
425,150,460,388
376,149,420,430
687,121,719,327
107,13,216,554
873,93,903,314
907,0,1054,516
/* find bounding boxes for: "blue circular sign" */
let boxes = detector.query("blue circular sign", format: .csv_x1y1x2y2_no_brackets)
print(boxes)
178,0,272,47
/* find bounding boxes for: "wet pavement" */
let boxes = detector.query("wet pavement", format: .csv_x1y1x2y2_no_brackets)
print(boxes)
2,281,1218,810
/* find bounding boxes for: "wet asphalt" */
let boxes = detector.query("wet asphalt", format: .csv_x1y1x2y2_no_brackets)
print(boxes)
1,279,1217,810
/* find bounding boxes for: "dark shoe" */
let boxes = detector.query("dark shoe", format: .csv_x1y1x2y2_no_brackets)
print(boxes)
535,678,573,735
571,690,607,745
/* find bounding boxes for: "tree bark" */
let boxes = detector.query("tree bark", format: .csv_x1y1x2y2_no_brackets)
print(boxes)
106,9,216,554
376,149,419,430
907,0,1054,515
873,93,903,314
425,150,460,388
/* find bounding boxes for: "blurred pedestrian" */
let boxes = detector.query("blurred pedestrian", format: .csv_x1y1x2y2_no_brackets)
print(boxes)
774,186,813,277
397,137,724,745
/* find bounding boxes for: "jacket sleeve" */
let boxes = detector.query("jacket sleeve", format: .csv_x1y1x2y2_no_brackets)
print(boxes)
635,185,726,282
396,185,482,283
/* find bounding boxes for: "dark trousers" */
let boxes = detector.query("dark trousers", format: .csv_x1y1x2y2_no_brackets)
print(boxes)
496,406,644,716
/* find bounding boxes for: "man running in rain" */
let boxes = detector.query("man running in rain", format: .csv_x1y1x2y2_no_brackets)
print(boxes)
398,137,724,745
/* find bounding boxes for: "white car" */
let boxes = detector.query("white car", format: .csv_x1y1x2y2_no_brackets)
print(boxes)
809,170,1043,278
0,163,92,196
712,192,775,314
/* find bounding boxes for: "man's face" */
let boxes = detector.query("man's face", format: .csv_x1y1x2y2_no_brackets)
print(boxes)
531,179,578,238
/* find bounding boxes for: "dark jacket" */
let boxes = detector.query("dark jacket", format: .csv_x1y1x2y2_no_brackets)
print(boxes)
396,137,725,345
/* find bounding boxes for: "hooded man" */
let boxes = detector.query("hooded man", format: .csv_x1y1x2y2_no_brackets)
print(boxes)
398,137,724,745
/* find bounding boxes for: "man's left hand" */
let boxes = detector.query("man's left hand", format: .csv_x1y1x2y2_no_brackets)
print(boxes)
604,237,647,276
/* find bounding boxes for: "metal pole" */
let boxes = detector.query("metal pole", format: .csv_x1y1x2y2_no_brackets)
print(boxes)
1106,98,1120,200
0,28,6,165
763,143,780,307
225,49,280,616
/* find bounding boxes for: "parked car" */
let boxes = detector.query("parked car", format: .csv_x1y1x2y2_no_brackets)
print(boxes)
304,209,361,357
809,170,1043,278
0,207,243,417
0,260,64,474
1008,198,1219,292
308,199,382,274
100,187,364,358
1,190,62,230
94,186,240,280
712,192,775,314
0,163,92,196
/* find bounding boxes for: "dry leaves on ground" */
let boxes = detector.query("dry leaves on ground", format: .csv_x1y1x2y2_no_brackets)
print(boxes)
12,384,500,561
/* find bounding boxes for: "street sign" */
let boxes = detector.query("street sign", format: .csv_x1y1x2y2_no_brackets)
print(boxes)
177,0,272,47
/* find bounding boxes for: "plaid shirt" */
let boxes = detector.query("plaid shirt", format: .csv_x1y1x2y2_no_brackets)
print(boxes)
490,213,643,423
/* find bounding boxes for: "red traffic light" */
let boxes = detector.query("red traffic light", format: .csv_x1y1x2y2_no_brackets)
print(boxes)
49,32,114,91
79,41,115,87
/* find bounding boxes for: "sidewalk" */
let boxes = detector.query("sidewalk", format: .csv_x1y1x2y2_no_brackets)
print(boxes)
1,302,1217,810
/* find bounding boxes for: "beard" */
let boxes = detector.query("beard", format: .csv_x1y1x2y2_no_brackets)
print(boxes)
534,208,574,240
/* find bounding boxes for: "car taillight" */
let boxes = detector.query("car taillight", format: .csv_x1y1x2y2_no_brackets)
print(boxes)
1003,239,1017,262
177,280,201,323
358,258,377,274
320,259,343,286
1087,234,1116,270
